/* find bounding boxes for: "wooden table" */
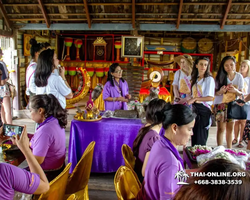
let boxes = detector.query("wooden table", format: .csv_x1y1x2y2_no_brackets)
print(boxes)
183,146,198,169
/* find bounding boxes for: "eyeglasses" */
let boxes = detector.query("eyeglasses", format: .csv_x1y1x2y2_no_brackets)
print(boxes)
114,70,123,74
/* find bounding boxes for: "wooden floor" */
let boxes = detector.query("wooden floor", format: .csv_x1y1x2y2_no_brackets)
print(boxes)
13,107,249,200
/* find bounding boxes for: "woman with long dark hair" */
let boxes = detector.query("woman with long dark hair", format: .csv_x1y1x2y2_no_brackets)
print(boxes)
187,57,215,146
137,104,196,200
214,56,244,148
29,94,68,181
25,38,44,97
35,49,73,109
103,63,131,111
133,98,167,182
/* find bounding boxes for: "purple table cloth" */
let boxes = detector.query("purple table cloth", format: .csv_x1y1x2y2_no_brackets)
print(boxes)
68,118,142,173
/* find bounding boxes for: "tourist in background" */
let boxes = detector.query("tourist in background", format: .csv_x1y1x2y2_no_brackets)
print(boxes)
214,56,244,148
172,54,193,105
233,60,250,148
0,48,12,124
25,38,44,97
103,63,131,111
187,57,215,146
35,48,73,109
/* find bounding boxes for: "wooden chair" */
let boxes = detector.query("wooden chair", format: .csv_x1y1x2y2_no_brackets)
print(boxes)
65,141,96,200
38,163,72,200
114,166,141,200
121,144,141,186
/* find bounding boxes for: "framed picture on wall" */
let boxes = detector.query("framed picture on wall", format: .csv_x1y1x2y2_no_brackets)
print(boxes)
23,34,33,56
121,36,144,58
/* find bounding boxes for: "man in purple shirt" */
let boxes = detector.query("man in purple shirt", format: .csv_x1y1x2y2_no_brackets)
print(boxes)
0,125,49,200
103,63,131,111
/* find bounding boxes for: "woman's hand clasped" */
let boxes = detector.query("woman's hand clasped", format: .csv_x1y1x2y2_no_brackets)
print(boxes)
116,97,128,102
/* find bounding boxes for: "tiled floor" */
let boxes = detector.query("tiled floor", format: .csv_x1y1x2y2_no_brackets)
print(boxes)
12,108,249,200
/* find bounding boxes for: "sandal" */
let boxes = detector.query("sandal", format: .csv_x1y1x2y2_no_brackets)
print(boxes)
232,139,238,145
237,141,244,148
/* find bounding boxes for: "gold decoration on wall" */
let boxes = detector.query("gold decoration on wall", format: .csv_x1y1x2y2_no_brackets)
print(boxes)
93,37,107,45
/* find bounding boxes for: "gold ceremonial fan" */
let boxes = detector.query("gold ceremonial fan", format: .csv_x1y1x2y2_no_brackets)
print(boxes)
141,67,164,88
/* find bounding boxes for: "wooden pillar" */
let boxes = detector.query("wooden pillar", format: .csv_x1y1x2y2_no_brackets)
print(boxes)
245,33,250,60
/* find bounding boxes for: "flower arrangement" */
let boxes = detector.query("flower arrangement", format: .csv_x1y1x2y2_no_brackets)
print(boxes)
225,149,247,157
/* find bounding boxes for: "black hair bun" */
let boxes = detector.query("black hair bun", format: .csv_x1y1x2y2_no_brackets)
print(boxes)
29,38,37,46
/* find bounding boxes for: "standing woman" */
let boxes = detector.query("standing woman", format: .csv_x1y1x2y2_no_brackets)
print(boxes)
25,38,44,97
172,54,193,105
136,104,196,200
187,57,215,146
35,49,73,109
233,60,250,148
103,63,131,111
214,56,244,148
0,48,12,124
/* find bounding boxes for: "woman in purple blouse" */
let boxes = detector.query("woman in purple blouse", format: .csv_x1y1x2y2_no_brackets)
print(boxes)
28,94,67,181
137,103,196,200
133,98,167,182
0,126,49,200
103,63,131,111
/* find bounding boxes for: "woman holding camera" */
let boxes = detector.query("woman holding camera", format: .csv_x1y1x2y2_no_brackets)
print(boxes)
0,126,49,200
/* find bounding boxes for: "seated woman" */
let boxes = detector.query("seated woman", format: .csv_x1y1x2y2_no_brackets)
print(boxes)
103,63,131,111
133,98,166,182
137,103,196,200
0,126,49,200
29,94,67,181
174,159,250,200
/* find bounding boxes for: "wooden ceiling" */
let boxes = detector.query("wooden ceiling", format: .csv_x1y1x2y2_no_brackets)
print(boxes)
1,0,250,30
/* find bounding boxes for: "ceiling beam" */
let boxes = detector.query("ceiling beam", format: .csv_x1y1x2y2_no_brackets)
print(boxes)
221,0,232,29
132,0,135,28
17,23,250,32
0,0,12,29
9,12,250,17
5,2,250,7
176,0,183,29
83,0,91,28
10,17,250,22
37,0,50,28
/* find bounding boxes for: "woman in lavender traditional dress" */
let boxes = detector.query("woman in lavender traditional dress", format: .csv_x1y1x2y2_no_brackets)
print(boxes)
136,103,196,200
133,98,166,182
103,63,131,111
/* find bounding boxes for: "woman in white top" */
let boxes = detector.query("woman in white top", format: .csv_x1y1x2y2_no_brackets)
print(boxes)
25,39,44,97
233,60,250,148
172,54,193,105
187,57,215,146
35,49,73,109
214,56,244,149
